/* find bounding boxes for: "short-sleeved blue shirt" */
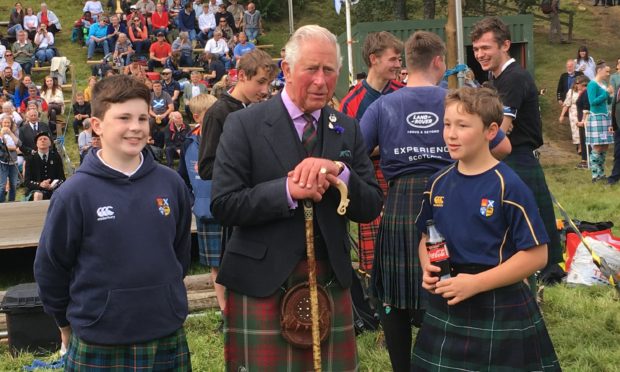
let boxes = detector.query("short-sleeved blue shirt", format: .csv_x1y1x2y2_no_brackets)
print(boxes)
415,162,549,266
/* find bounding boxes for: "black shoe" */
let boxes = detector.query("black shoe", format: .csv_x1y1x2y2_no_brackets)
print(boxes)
607,178,618,185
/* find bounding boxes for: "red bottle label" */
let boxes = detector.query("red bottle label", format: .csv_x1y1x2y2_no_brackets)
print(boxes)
427,242,449,262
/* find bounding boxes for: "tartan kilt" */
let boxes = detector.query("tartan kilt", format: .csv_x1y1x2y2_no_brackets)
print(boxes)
358,158,388,272
195,217,222,267
65,328,191,371
503,150,563,266
372,172,431,310
412,282,561,372
224,260,358,371
585,113,614,145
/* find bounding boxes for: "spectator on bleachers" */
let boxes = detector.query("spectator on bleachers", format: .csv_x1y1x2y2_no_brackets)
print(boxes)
83,76,97,102
83,0,104,21
148,32,172,71
0,116,20,202
169,0,183,21
125,62,146,81
18,108,50,157
215,3,237,34
12,31,34,75
19,84,48,116
164,111,189,167
77,118,92,163
12,74,33,108
127,5,147,28
8,2,25,38
0,102,23,126
72,11,93,47
161,68,181,110
151,3,170,37
33,24,56,66
198,4,217,44
40,75,64,134
204,31,230,69
106,15,127,52
233,31,254,66
227,0,244,31
23,7,39,41
0,51,23,80
177,3,197,41
113,32,134,66
128,14,150,56
164,52,190,81
149,79,174,129
183,71,208,117
37,3,62,35
206,0,219,16
210,74,229,99
215,16,236,50
1,67,19,102
201,52,225,86
72,92,90,143
86,17,110,60
192,0,204,18
242,2,262,44
171,31,193,67
135,0,156,20
24,131,64,200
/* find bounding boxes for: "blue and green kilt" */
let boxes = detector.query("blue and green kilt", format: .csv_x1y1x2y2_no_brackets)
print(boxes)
586,113,614,145
372,172,431,310
195,217,222,267
224,260,358,371
503,149,562,265
65,328,191,371
412,281,561,371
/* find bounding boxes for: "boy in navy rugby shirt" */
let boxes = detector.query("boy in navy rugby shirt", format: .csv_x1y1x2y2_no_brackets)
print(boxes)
412,87,560,371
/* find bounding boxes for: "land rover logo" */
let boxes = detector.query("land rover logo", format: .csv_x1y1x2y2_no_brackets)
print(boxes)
406,112,439,129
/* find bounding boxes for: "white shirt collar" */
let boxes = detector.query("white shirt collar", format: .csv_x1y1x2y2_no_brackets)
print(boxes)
96,150,144,177
494,58,515,78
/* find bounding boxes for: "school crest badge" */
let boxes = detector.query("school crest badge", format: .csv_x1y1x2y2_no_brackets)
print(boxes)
156,197,171,216
480,198,494,217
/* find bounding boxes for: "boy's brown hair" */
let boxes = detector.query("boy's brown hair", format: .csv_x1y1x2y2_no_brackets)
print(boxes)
91,75,151,119
237,49,278,81
188,94,217,118
470,16,511,46
404,31,446,71
362,31,403,68
445,87,503,129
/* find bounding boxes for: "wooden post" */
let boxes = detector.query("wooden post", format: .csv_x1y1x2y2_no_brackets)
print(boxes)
445,0,457,89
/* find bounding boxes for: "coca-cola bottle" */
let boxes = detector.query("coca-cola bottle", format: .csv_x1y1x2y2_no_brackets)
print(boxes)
426,220,451,281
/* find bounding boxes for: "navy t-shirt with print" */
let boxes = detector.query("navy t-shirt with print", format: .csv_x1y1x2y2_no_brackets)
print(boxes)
415,161,549,266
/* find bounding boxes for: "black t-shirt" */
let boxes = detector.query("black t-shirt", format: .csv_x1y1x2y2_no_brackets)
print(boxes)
161,79,181,103
492,61,543,149
208,59,225,85
72,102,91,122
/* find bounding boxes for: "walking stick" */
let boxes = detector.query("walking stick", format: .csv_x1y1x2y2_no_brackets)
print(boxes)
303,180,350,372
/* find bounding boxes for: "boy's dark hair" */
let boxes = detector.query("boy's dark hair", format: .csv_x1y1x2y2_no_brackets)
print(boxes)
470,16,511,46
445,87,503,129
91,75,151,119
404,31,446,71
362,31,403,68
237,49,278,81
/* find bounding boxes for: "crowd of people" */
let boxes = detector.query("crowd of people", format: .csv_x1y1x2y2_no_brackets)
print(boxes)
556,45,620,185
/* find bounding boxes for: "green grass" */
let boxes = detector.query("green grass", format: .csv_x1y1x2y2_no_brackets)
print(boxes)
1,1,620,371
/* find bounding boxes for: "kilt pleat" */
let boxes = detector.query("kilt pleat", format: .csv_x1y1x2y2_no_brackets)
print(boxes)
585,113,613,145
372,173,430,310
503,151,562,266
358,158,388,272
224,260,358,371
412,282,561,372
65,328,191,371
196,218,222,267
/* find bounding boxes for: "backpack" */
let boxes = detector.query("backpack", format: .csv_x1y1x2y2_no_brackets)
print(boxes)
541,0,554,14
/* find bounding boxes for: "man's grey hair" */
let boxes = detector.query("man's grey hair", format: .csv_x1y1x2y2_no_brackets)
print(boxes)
284,25,342,72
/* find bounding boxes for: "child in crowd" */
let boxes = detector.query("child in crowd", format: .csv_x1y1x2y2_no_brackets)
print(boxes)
34,75,193,371
586,60,615,182
412,87,560,371
559,76,582,153
77,118,92,164
72,92,91,143
83,76,97,102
